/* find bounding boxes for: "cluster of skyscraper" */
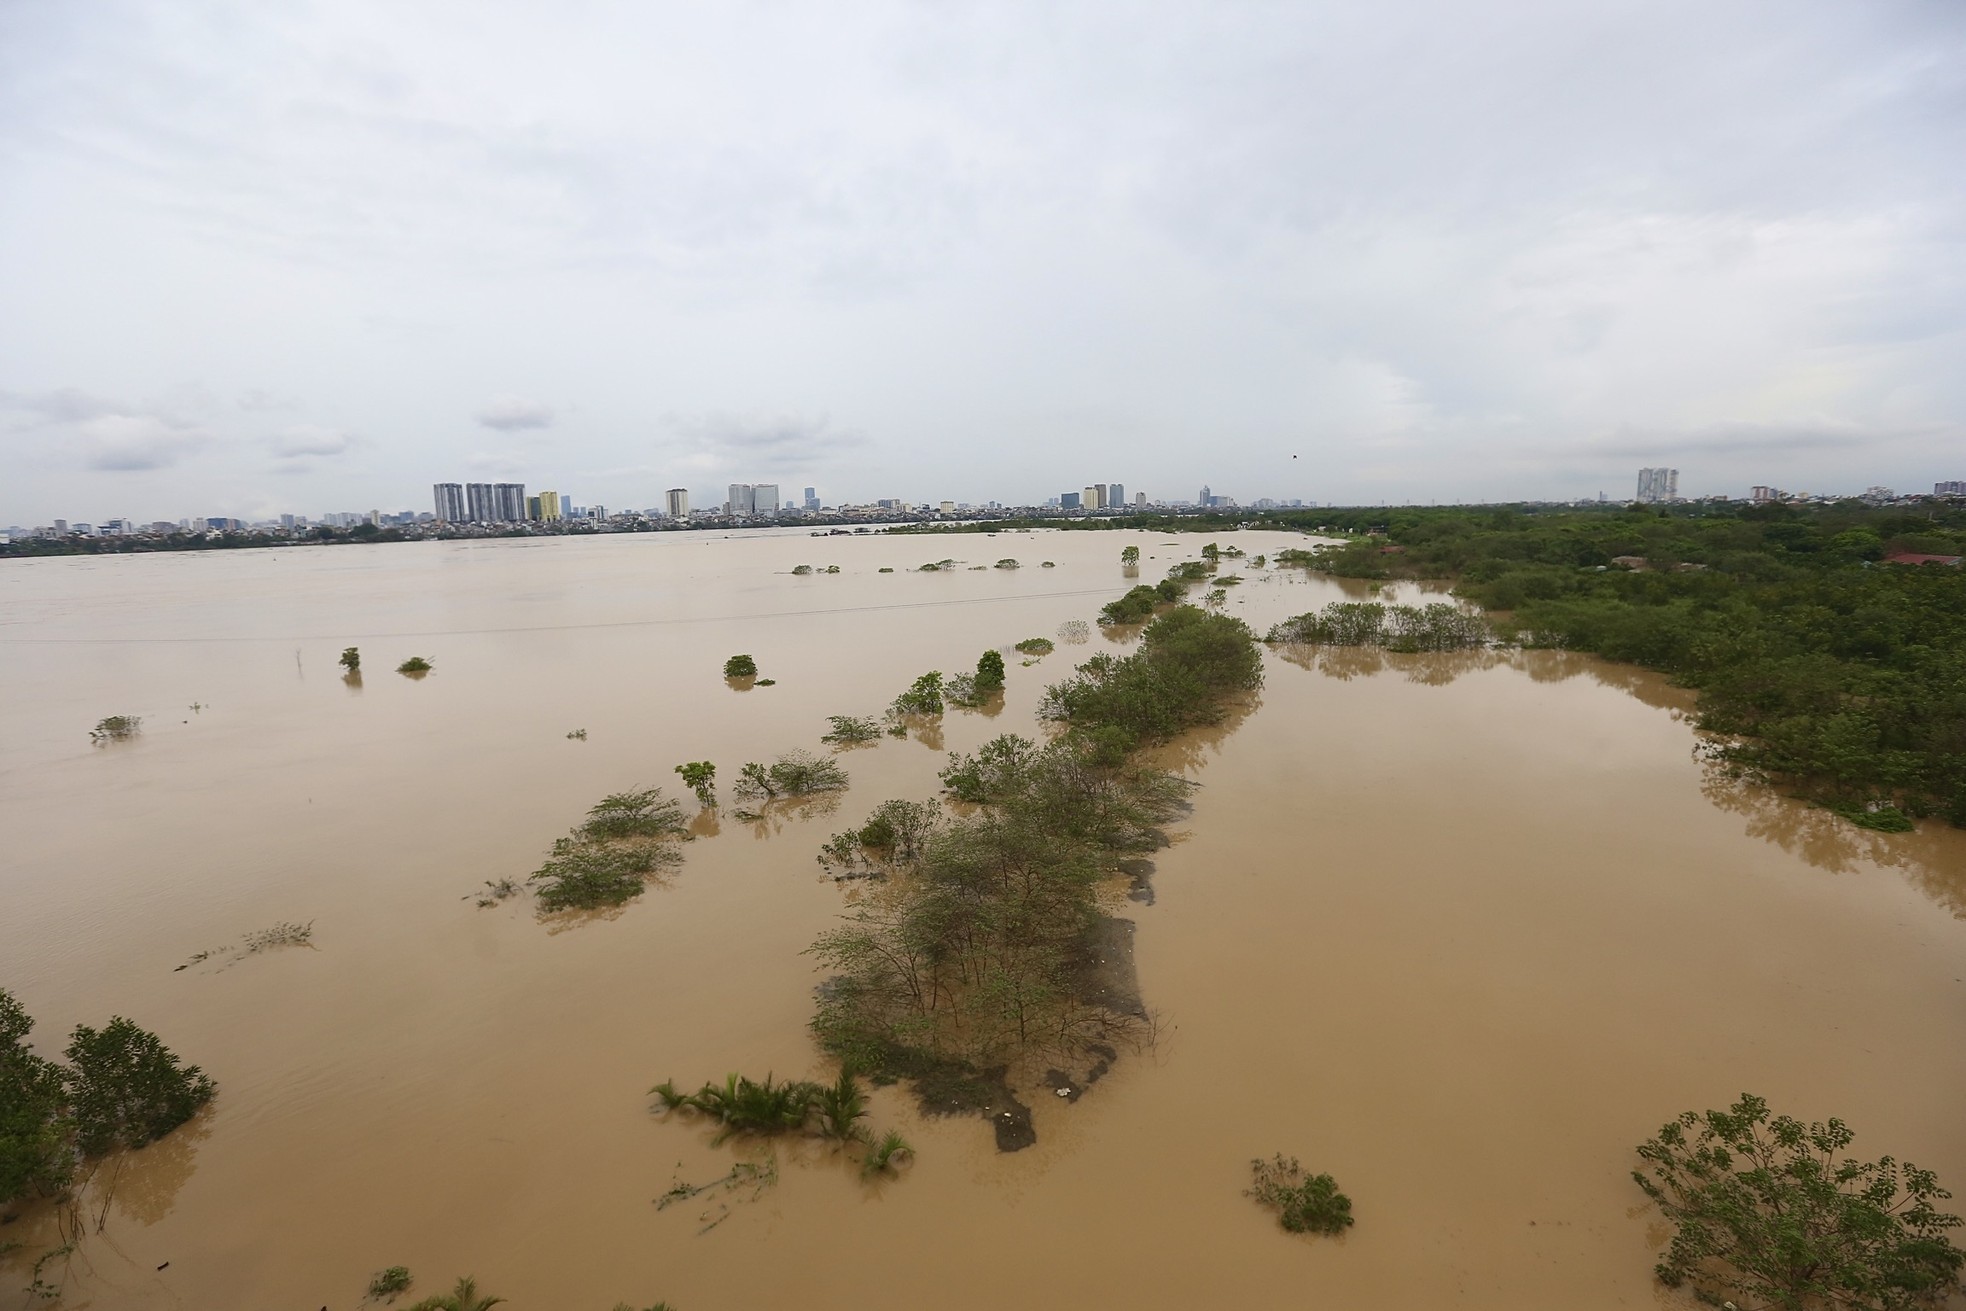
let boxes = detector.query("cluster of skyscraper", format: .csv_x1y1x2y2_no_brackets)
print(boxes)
1635,468,1680,503
1059,482,1130,511
433,482,568,523
724,483,782,517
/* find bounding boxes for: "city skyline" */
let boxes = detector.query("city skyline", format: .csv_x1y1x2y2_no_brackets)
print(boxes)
5,3,1963,524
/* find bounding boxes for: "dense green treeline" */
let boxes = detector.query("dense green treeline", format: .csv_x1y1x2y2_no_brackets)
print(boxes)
1270,503,1966,826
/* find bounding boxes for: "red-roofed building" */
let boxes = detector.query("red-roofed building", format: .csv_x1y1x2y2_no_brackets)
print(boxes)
1882,551,1963,567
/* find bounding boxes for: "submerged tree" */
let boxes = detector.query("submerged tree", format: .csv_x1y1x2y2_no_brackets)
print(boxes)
674,761,717,808
1,989,74,1203
1121,545,1140,566
973,649,1006,695
63,1016,217,1155
889,671,945,718
338,647,361,673
734,750,850,801
821,715,882,745
723,653,758,679
1633,1093,1964,1310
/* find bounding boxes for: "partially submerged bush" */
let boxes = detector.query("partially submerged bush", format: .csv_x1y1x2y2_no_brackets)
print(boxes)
994,558,1021,569
578,788,690,841
863,1129,912,1178
1634,1093,1965,1309
723,653,758,679
396,656,433,675
242,920,313,954
821,715,882,745
1056,619,1090,644
1266,601,1489,651
89,715,141,744
1014,638,1055,656
402,1275,501,1311
1099,585,1163,625
368,1266,414,1299
529,788,689,911
338,647,361,672
735,750,849,800
652,1068,904,1171
1247,1155,1354,1236
792,564,814,575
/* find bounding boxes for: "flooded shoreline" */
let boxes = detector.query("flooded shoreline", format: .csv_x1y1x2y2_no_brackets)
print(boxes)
3,528,1963,1309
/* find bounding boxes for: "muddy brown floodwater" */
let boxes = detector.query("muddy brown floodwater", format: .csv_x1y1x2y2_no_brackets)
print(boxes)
2,528,1963,1310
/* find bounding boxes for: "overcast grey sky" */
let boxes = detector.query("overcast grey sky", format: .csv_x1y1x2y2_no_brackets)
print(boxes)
2,0,1962,522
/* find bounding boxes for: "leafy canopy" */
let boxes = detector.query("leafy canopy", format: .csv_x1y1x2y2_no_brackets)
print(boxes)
1634,1093,1964,1310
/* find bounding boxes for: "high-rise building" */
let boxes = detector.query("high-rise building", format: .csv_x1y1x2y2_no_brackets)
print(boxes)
752,484,780,518
726,483,756,517
1082,485,1103,510
1107,483,1124,509
1937,481,1965,496
664,488,690,518
1750,486,1779,504
536,490,564,521
803,486,819,511
1134,491,1146,508
1636,468,1679,503
1198,484,1211,506
492,483,526,522
465,482,495,522
1060,491,1081,510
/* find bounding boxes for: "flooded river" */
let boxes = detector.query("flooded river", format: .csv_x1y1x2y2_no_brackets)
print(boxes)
3,528,1963,1309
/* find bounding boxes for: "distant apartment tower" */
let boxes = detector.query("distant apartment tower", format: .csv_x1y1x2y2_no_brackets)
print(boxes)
1134,491,1146,508
726,483,756,517
492,483,526,522
752,484,779,518
1060,491,1082,510
1750,486,1780,504
1636,468,1679,503
465,482,495,522
1937,481,1966,496
804,486,819,511
533,490,563,521
1198,484,1211,506
433,483,466,521
1081,485,1103,510
664,488,690,519
1107,483,1124,509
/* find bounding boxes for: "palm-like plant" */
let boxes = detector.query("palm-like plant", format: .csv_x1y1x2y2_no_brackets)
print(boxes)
405,1275,504,1311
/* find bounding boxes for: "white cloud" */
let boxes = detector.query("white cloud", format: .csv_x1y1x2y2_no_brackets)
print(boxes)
474,396,555,432
268,424,354,458
77,414,209,471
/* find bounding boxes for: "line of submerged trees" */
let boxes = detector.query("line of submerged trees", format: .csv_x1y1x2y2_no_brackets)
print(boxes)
806,603,1263,1093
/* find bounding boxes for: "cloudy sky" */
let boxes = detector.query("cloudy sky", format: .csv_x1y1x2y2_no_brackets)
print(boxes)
2,0,1961,523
